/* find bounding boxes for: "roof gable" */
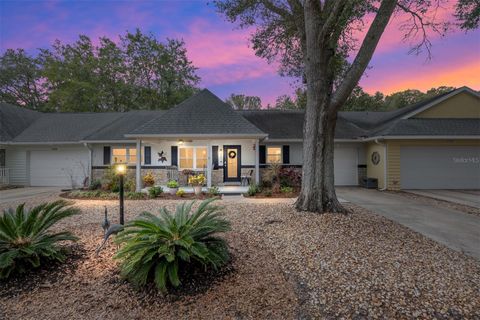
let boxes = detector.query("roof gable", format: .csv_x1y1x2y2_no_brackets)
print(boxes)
401,87,480,119
128,89,266,137
0,103,41,141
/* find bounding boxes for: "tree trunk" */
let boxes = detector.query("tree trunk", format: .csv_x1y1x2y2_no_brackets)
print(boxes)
295,1,347,213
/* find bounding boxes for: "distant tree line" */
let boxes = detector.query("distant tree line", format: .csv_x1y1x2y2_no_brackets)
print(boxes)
227,85,456,112
0,29,200,112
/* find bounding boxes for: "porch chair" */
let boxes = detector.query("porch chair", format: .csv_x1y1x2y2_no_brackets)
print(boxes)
241,169,254,186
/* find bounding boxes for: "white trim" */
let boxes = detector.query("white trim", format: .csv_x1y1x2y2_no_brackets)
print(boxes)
364,135,480,141
264,138,364,142
80,140,135,144
400,87,480,120
125,133,267,139
265,145,283,164
178,146,208,170
136,140,142,192
3,141,85,145
112,146,137,164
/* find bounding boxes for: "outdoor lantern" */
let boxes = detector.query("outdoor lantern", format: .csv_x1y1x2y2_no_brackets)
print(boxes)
115,163,126,225
178,139,184,145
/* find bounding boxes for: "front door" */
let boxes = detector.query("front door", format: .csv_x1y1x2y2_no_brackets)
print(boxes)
223,145,241,182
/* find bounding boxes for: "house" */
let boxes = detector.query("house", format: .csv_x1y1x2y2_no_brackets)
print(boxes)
1,87,479,191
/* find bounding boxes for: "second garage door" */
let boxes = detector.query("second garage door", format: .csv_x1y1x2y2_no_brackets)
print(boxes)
400,146,480,189
30,148,89,187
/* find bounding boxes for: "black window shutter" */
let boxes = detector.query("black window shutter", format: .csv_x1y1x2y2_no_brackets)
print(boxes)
259,145,266,164
103,146,111,165
171,146,178,167
212,146,219,169
282,145,290,164
144,146,151,165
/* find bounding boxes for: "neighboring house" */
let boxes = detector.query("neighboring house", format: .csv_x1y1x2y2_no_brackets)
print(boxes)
0,87,479,191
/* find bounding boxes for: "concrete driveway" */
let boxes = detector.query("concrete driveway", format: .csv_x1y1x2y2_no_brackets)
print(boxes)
405,189,480,209
0,187,61,204
337,187,480,260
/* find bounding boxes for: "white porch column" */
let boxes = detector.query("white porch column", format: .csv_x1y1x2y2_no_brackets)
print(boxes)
255,139,260,184
135,139,142,192
206,142,212,188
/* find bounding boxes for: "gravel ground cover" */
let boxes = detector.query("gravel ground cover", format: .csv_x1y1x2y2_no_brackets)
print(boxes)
1,195,479,319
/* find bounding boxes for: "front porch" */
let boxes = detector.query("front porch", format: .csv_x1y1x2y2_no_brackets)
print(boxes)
132,138,261,192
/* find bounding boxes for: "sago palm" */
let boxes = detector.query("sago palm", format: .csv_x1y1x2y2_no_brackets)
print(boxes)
0,200,80,279
114,198,231,292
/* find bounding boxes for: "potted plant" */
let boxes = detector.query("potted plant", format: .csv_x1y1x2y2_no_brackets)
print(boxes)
188,173,206,195
166,180,179,195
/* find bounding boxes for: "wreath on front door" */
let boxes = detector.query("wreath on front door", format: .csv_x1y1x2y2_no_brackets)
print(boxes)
228,150,237,159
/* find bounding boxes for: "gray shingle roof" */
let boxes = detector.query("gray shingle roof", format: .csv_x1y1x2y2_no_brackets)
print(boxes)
240,110,368,140
83,110,165,141
0,103,41,142
128,89,266,137
370,119,480,136
12,112,124,142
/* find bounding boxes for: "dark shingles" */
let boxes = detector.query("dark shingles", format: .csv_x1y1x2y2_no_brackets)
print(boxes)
128,89,266,136
370,119,480,136
0,103,41,141
11,112,124,142
240,110,368,139
83,110,165,141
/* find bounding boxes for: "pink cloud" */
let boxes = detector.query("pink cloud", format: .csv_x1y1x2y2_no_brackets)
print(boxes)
175,18,278,85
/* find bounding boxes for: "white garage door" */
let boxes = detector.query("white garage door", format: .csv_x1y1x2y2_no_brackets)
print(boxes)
30,148,89,187
400,146,480,189
334,145,358,186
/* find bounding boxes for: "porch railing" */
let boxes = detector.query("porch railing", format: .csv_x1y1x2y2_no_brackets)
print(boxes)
0,167,9,185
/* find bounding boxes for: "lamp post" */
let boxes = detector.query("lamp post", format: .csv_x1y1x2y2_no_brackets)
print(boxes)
115,164,126,225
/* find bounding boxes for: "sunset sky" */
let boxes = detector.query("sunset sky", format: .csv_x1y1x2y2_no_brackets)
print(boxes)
1,0,479,105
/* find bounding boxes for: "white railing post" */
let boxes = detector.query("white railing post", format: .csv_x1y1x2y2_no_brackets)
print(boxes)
0,167,9,185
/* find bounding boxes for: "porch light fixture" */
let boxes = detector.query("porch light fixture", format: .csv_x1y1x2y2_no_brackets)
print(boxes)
115,163,126,225
178,139,184,145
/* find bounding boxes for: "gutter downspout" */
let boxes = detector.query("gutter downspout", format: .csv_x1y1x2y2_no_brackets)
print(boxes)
374,139,387,191
83,143,92,185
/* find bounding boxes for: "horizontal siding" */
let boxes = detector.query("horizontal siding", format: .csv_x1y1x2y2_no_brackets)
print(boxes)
386,139,480,190
5,148,28,186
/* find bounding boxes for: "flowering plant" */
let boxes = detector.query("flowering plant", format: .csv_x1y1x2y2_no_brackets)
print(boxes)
188,174,206,186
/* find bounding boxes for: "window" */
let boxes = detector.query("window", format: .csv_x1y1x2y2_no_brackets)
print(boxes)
112,148,136,164
179,147,207,169
266,147,282,163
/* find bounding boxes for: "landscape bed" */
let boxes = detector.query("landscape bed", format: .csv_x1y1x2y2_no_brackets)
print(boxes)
1,195,479,319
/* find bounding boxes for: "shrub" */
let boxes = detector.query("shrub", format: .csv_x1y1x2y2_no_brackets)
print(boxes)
279,167,302,188
188,174,206,186
0,200,79,279
167,180,179,188
280,186,294,193
176,189,185,197
149,186,163,198
114,199,231,291
103,165,120,191
88,179,102,190
207,186,220,196
124,179,136,192
143,172,155,187
247,184,260,196
264,163,282,193
125,192,146,200
264,189,272,197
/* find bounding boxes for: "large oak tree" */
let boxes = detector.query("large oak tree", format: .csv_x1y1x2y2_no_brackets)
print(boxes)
215,0,448,212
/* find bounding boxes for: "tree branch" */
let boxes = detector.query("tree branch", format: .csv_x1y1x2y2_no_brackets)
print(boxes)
331,0,398,111
261,0,291,18
319,0,349,42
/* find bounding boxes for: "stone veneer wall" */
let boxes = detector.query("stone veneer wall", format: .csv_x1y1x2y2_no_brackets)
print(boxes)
91,167,258,187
